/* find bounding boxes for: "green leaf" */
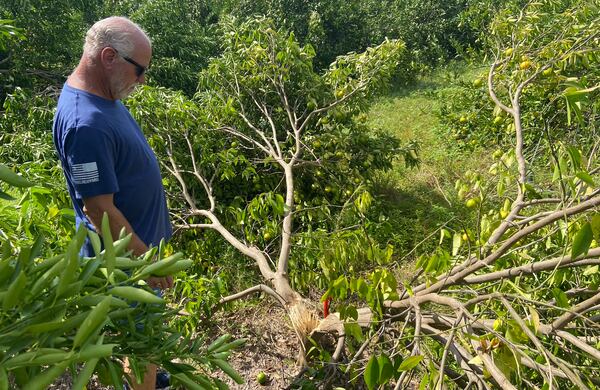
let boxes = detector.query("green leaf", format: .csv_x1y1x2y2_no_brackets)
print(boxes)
0,190,14,200
576,171,595,186
172,373,210,390
552,288,569,308
591,214,600,242
571,222,593,259
212,358,244,384
528,306,540,334
346,321,365,342
495,347,518,379
22,361,69,390
398,355,423,371
0,366,8,390
566,146,582,170
552,163,561,182
207,334,232,353
101,213,115,280
211,338,247,354
72,358,100,390
364,355,379,390
438,228,450,245
377,354,394,384
452,232,462,256
468,356,483,365
418,373,429,390
0,164,33,187
523,183,542,199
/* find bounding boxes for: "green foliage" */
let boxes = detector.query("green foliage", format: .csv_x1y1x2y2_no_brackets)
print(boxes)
440,0,599,150
224,0,483,72
0,0,90,94
124,0,220,95
308,1,600,388
0,18,23,50
0,0,223,97
127,18,408,298
0,171,245,388
0,89,74,251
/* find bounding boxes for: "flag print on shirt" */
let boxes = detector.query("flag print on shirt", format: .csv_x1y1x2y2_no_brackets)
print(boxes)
72,162,99,184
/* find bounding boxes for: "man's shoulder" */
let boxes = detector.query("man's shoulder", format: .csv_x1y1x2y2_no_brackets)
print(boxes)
55,88,121,132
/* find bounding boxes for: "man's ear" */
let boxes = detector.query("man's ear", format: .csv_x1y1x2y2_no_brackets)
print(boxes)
100,46,118,69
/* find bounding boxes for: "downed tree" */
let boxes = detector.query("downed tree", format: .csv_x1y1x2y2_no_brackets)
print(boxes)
320,2,600,388
133,4,600,388
133,16,409,366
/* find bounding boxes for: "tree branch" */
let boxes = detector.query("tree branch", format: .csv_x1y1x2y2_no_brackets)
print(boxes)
218,284,287,307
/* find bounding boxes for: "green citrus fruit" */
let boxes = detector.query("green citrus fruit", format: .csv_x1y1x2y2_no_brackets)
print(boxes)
256,371,268,385
519,60,532,70
466,198,478,208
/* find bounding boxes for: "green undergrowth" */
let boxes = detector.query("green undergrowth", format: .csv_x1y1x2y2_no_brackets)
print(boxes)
366,61,493,271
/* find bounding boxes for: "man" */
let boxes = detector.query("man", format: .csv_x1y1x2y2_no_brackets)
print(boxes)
52,16,172,390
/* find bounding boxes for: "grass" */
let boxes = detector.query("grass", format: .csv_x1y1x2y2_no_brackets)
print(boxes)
366,62,493,266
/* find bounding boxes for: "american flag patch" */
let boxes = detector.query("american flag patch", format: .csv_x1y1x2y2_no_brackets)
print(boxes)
72,162,99,184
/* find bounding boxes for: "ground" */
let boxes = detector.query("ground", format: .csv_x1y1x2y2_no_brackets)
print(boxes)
209,301,303,389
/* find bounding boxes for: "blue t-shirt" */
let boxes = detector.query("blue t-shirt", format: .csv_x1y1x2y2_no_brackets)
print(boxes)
52,83,172,256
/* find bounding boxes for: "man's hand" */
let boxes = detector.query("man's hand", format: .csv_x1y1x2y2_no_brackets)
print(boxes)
146,275,174,290
83,194,151,256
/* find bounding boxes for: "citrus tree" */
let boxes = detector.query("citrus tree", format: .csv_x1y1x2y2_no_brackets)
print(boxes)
127,17,409,364
317,0,600,388
0,164,246,389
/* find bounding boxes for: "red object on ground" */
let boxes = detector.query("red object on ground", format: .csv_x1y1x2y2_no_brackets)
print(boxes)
323,297,331,318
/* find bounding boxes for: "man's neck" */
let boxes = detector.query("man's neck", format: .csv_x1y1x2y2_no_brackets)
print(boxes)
67,61,115,100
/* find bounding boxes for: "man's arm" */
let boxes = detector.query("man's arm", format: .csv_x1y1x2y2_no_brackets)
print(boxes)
83,193,173,289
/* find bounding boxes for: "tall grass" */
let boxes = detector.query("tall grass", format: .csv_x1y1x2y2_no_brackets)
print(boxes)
366,62,492,268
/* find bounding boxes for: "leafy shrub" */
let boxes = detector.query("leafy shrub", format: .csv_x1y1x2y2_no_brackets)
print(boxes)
0,165,244,388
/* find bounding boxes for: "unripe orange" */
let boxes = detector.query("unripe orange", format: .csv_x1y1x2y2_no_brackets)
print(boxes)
519,60,532,70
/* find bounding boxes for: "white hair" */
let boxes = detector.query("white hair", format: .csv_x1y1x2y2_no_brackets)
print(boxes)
83,16,150,60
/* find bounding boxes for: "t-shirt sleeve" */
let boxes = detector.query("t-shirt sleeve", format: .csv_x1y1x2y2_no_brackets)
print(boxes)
63,125,120,199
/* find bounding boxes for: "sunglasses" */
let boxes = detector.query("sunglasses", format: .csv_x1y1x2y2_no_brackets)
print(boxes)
113,48,148,77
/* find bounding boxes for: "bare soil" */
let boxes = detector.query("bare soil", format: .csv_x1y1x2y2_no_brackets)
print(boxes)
209,301,303,389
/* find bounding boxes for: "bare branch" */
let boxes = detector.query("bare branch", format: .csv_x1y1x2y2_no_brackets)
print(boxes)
522,198,562,207
501,297,554,385
488,61,514,115
164,138,197,211
217,125,274,157
552,291,600,331
435,314,462,390
191,209,275,281
421,324,488,389
183,132,216,212
461,248,600,284
413,195,600,295
277,165,294,275
555,330,600,362
218,284,287,307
